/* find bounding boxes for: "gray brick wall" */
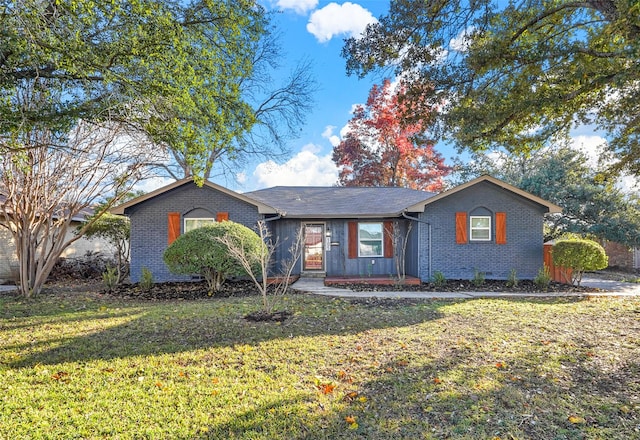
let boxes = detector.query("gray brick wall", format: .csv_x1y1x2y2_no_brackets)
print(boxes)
418,181,547,282
125,182,262,283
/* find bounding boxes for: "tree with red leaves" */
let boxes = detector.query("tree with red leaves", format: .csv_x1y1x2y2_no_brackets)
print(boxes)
332,79,450,191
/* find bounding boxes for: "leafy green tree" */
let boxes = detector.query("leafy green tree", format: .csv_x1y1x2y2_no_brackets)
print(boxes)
552,239,608,286
0,0,267,181
81,216,129,285
163,222,263,294
453,147,640,247
343,0,640,176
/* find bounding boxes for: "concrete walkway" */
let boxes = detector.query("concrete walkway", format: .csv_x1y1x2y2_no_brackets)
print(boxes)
291,277,640,299
0,285,17,293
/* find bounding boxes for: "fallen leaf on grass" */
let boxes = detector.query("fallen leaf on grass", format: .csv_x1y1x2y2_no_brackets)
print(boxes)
51,371,70,383
318,383,336,394
432,377,442,384
343,391,359,401
495,362,506,369
568,415,586,424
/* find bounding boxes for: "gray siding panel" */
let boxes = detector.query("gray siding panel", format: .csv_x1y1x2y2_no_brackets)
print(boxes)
127,183,262,283
418,181,546,281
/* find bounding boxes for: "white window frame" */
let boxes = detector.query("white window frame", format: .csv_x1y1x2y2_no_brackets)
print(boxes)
184,217,216,233
358,222,384,257
470,216,491,241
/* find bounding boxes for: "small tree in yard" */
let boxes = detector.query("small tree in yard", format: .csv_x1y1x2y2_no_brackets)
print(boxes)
81,211,131,285
552,239,608,286
163,222,263,294
218,221,303,316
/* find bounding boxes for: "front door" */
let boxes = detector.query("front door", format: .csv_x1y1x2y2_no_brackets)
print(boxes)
303,223,324,271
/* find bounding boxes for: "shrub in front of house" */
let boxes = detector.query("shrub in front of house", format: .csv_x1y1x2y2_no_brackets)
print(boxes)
551,238,608,286
163,222,263,294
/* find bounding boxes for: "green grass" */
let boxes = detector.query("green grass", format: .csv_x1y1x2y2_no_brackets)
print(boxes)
1,288,639,439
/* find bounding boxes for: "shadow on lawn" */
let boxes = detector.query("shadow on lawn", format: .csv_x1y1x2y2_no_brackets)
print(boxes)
7,294,453,368
197,314,639,440
6,293,590,372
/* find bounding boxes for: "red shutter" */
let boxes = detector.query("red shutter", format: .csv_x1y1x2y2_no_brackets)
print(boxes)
383,221,394,258
168,212,181,244
455,212,468,244
348,221,358,259
496,212,507,244
216,212,229,222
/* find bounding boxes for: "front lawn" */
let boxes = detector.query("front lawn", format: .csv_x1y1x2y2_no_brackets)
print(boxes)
1,285,638,439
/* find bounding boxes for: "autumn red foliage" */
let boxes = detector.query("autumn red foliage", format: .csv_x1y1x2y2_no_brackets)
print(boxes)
332,79,450,191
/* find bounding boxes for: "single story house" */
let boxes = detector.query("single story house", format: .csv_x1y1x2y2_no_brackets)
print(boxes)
112,175,562,284
112,176,561,282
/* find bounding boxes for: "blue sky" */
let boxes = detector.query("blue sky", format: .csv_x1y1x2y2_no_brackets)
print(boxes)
139,1,629,193
235,0,394,192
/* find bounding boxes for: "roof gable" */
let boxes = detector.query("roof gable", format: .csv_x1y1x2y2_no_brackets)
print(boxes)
111,178,278,215
406,175,562,214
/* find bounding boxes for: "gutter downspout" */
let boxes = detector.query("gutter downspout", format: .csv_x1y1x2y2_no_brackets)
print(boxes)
402,212,432,281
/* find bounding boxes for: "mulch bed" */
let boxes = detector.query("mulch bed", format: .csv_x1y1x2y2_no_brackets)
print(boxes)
106,280,263,300
96,278,595,301
331,279,597,293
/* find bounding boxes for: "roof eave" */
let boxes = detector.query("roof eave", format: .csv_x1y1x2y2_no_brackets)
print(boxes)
407,175,563,214
110,177,279,215
281,212,405,219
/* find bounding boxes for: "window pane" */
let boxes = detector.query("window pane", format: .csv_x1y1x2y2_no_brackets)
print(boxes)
360,240,382,257
359,223,382,239
359,223,383,257
471,217,490,228
471,229,490,240
185,218,215,233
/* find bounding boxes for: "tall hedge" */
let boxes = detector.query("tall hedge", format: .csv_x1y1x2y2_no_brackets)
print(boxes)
551,239,608,286
163,221,263,294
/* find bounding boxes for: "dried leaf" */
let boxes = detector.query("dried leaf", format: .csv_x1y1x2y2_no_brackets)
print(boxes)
318,383,336,394
568,415,586,424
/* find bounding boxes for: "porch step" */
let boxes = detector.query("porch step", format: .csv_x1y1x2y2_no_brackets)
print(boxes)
300,272,327,279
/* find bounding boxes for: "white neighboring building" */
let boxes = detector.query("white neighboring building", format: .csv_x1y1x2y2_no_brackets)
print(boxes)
0,217,116,284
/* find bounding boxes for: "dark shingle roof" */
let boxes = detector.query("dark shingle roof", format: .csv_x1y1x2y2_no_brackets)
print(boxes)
245,186,435,218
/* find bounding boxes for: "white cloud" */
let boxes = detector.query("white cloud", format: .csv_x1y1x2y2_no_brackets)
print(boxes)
236,172,247,184
449,26,476,53
307,2,377,43
253,145,339,187
569,134,639,193
134,176,174,194
322,125,341,147
302,143,321,154
569,134,608,168
275,0,318,14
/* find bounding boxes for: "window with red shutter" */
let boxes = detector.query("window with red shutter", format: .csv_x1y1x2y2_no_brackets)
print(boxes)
455,212,468,244
168,212,181,244
495,212,507,244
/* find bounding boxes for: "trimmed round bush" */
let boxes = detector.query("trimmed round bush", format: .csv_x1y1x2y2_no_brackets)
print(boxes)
163,221,263,294
551,239,608,286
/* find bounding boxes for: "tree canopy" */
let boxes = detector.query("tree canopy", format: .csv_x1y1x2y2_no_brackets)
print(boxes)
0,0,269,181
342,0,640,176
332,79,450,191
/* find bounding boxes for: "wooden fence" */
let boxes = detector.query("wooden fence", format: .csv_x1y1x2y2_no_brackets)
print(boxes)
543,243,573,284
